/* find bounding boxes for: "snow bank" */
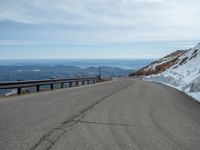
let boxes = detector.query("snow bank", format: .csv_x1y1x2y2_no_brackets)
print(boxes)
5,89,17,96
144,44,200,102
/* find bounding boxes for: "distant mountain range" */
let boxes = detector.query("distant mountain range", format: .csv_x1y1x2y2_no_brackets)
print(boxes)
130,43,200,102
0,65,134,96
0,59,153,70
0,65,134,82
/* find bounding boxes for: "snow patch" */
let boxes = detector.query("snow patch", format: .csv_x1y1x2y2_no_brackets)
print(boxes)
32,69,41,72
5,89,17,96
144,44,200,102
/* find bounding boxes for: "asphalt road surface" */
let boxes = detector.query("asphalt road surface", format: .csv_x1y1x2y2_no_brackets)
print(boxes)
0,78,200,150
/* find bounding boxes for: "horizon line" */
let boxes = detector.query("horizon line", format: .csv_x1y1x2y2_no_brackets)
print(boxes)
0,58,157,60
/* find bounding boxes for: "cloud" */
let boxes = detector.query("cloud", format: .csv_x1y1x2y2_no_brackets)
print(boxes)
0,0,200,43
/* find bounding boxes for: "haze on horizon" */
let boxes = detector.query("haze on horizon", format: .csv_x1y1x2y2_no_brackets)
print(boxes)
0,0,200,59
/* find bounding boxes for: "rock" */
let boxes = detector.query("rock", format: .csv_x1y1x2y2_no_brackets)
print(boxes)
129,50,185,76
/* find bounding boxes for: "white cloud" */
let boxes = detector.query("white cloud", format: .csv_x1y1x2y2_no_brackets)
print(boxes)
0,0,200,42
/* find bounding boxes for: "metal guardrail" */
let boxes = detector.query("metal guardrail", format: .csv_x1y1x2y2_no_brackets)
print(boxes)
0,77,98,95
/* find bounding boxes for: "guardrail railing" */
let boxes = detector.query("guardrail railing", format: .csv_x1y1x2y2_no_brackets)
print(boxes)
0,77,98,95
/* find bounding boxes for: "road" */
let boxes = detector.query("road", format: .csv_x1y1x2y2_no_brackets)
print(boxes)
0,78,200,150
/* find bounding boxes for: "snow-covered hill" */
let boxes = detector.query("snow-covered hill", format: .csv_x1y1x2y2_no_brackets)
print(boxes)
131,43,200,102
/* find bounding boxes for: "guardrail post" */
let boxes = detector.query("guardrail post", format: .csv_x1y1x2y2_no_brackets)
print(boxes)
17,87,22,95
82,81,85,85
36,85,40,92
69,82,72,87
60,83,64,89
93,79,96,84
87,80,90,84
76,81,79,86
50,84,54,90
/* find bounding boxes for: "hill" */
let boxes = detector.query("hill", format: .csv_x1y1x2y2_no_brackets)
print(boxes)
130,43,200,101
0,65,133,82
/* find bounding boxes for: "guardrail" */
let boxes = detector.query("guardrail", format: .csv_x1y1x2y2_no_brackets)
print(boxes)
0,77,98,95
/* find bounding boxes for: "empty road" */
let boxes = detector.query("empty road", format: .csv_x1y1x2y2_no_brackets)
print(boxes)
0,78,200,150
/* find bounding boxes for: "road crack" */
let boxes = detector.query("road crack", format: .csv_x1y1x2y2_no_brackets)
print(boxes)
30,83,131,150
77,120,154,128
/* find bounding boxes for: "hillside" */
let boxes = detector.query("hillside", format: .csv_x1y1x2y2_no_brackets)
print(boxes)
130,43,200,102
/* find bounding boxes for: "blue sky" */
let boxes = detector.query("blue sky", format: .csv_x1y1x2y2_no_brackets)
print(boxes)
0,0,200,59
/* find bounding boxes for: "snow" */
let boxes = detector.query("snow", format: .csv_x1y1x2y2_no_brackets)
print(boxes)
144,43,200,102
5,89,17,96
144,51,183,71
190,92,200,101
32,69,41,72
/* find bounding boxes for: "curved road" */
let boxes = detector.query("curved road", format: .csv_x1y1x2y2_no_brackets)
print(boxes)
0,78,200,150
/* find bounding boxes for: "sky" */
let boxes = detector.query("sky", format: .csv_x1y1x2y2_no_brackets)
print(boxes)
0,0,200,59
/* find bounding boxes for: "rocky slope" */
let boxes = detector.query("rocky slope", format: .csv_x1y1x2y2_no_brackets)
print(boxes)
129,50,187,76
130,43,200,102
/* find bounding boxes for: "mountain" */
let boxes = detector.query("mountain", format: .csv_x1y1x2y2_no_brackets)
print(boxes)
130,43,200,102
0,65,134,96
0,65,133,82
85,66,132,78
